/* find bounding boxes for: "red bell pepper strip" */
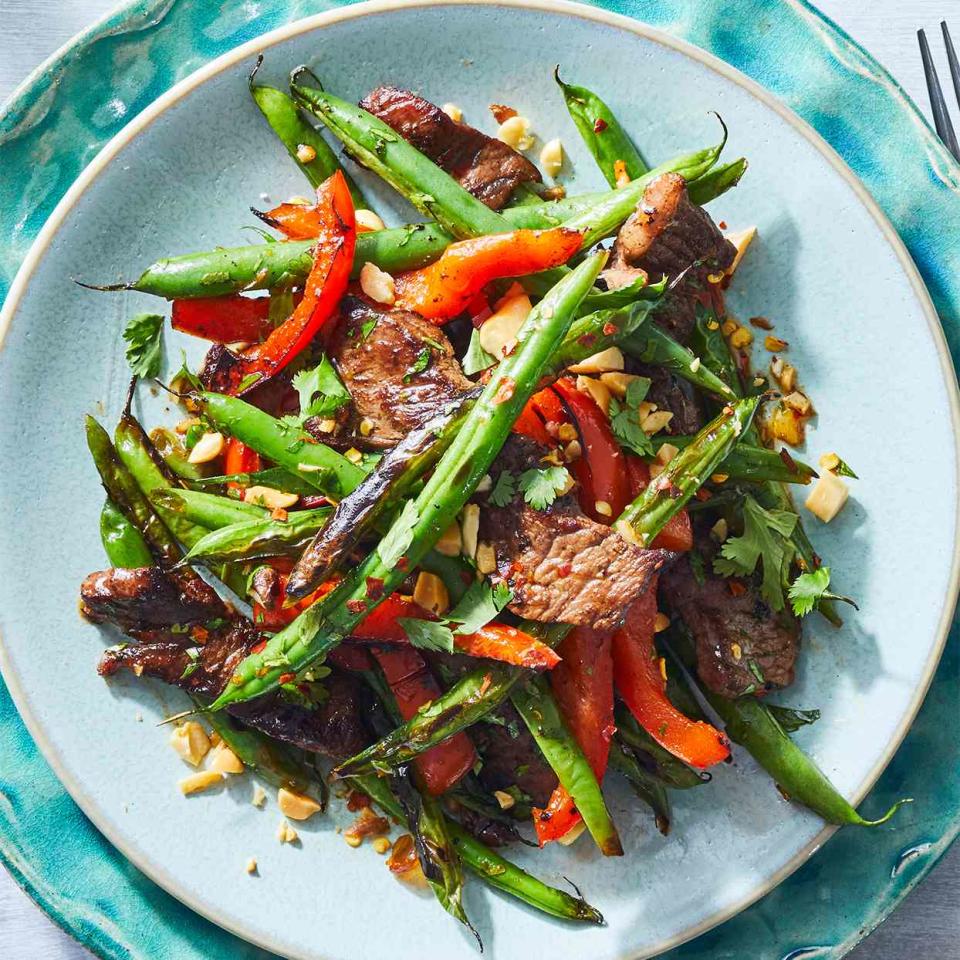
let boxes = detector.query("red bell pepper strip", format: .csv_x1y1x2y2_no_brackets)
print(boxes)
612,583,730,769
535,627,614,845
259,199,376,239
327,644,374,673
223,437,261,493
553,377,630,523
511,404,553,446
214,171,356,394
394,228,583,323
370,646,477,796
625,456,694,552
254,579,557,669
171,295,273,343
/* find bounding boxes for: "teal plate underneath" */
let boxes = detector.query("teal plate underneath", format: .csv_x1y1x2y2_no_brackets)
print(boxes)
0,1,958,958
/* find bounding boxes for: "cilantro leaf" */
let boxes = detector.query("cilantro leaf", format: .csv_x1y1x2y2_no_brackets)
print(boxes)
399,618,456,653
462,328,496,376
833,457,858,479
377,499,419,569
360,318,378,340
291,356,350,420
171,351,202,391
767,703,821,732
488,470,518,507
609,376,654,457
403,346,432,383
123,313,164,379
787,566,858,617
713,495,797,611
447,580,513,636
518,465,572,510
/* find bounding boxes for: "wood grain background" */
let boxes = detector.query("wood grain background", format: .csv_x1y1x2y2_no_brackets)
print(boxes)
0,1,957,957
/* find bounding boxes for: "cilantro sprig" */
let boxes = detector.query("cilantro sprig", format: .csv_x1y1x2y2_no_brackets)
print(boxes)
399,580,513,653
609,377,654,457
123,313,164,379
486,465,572,510
788,566,858,618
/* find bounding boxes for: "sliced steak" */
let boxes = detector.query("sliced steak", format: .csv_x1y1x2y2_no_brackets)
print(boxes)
602,172,736,342
660,555,800,698
360,86,542,209
318,296,473,449
89,565,371,758
81,567,226,631
480,437,671,632
631,362,705,435
471,704,557,809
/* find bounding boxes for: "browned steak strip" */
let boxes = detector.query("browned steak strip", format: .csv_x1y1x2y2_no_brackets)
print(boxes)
360,86,542,209
317,296,473,449
81,567,227,630
89,566,371,759
659,555,800,698
602,172,736,342
479,437,671,632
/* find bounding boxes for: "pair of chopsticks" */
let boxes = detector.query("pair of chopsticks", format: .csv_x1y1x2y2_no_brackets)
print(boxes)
919,22,960,160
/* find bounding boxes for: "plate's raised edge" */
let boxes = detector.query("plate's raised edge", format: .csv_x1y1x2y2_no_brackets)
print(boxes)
0,2,958,959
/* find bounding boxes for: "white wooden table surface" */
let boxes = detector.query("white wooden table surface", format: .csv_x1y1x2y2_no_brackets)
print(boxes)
1,1,958,957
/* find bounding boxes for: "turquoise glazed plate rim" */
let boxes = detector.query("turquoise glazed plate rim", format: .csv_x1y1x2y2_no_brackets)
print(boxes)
0,2,958,959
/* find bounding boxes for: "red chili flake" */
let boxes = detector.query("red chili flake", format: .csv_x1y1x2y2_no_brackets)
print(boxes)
778,448,799,474
493,377,516,405
346,790,372,812
191,626,209,643
490,103,517,124
577,333,597,348
749,316,774,330
593,117,608,133
601,723,617,743
365,577,385,600
718,220,728,230
727,581,747,598
695,488,713,502
271,507,288,521
602,321,618,336
278,672,296,684
251,639,267,655
479,673,492,696
460,570,474,587
346,599,367,614
397,556,409,571
557,561,573,577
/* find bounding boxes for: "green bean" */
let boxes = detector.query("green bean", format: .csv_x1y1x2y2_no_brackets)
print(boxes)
87,416,178,566
624,324,737,399
652,435,815,485
669,628,907,826
210,254,603,711
155,488,268,528
182,508,331,566
195,392,365,498
687,305,743,393
614,703,709,790
615,397,760,548
687,158,748,206
555,68,648,186
187,466,317,496
511,675,623,856
608,740,671,835
349,773,602,923
250,71,366,206
291,79,509,240
99,499,154,568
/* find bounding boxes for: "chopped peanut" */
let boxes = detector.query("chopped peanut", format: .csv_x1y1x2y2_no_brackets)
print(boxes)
296,143,317,163
243,485,299,510
653,612,670,633
765,335,789,352
355,209,386,232
557,821,588,846
207,742,244,775
277,787,322,821
413,571,450,616
710,518,729,542
493,789,515,810
496,115,533,151
723,226,757,276
460,504,480,560
805,471,849,523
277,820,299,844
819,452,840,472
179,770,223,796
594,500,612,517
641,410,674,436
372,836,392,855
599,371,641,398
575,375,611,416
783,391,813,416
479,292,531,358
568,346,624,375
187,431,225,464
768,405,805,446
729,325,754,350
344,447,363,464
359,261,396,305
539,138,564,178
170,721,211,767
434,522,463,557
442,103,463,122
245,858,258,874
476,542,497,575
252,784,267,808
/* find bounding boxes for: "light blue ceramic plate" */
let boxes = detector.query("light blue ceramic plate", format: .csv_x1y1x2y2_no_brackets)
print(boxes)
1,2,959,959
